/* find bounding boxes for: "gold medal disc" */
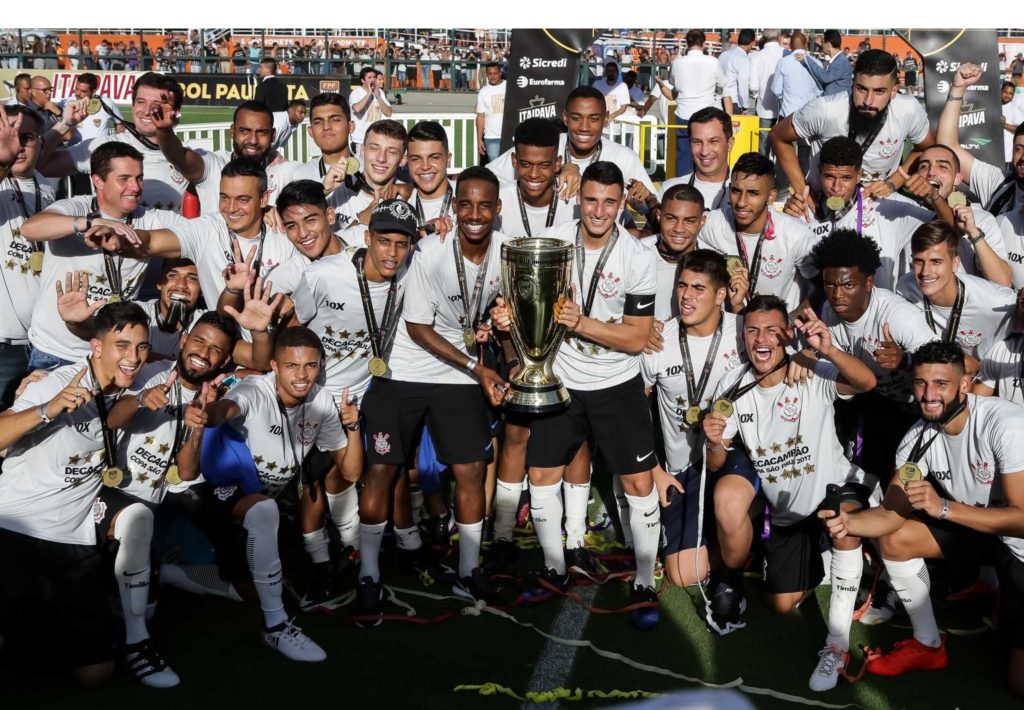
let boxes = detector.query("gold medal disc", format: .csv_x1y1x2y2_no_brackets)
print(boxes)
107,293,121,303
87,98,102,115
825,196,846,211
165,465,182,486
684,405,701,426
463,328,476,350
726,256,744,277
368,357,388,377
28,251,43,274
102,466,124,487
345,156,361,176
712,399,734,418
947,192,968,208
897,462,923,486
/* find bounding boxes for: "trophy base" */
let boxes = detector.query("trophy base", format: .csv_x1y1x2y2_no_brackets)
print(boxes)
503,382,571,414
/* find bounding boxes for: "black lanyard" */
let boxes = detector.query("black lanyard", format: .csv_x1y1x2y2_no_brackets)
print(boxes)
847,101,889,153
160,378,186,480
721,356,791,405
92,198,133,300
733,213,771,295
415,184,452,225
986,174,1017,216
9,177,43,259
564,138,602,167
87,356,119,470
226,223,267,278
516,182,558,238
656,237,686,264
354,248,401,359
678,315,724,408
452,232,493,334
575,222,620,318
906,396,969,465
688,170,729,210
923,278,966,343
276,394,309,488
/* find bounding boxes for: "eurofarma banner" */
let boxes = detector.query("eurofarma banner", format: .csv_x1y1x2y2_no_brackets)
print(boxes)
500,29,600,153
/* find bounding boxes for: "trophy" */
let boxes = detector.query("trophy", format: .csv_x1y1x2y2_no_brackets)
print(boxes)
500,238,573,413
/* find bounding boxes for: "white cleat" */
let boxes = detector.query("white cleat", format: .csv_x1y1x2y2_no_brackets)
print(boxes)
262,620,327,662
125,639,181,688
808,644,848,692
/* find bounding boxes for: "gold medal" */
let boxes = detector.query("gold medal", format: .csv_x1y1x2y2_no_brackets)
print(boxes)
712,399,734,418
947,192,968,208
368,357,388,377
102,466,124,488
463,327,476,350
684,405,701,426
165,465,182,486
28,251,43,274
825,196,846,211
897,462,923,486
726,256,744,277
86,98,102,115
107,293,121,303
345,156,361,176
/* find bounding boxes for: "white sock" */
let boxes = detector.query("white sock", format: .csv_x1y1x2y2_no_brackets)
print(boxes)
302,528,330,564
613,476,633,547
395,525,423,551
492,478,523,543
159,563,242,601
409,486,425,526
113,503,154,645
530,481,566,574
884,557,941,647
326,486,360,550
626,488,660,589
243,500,287,629
562,480,590,550
826,546,863,651
358,521,387,582
457,519,484,578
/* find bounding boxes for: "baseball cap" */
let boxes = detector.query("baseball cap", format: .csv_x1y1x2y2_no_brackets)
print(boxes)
369,198,419,239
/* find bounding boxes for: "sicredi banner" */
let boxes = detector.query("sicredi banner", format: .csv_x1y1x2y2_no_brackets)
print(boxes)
500,29,601,153
896,29,1004,167
169,74,348,106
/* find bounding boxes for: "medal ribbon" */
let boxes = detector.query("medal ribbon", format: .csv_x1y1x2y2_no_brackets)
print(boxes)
9,176,43,258
354,248,400,360
575,222,620,318
678,315,724,411
415,184,453,225
733,213,772,295
923,277,965,343
515,182,558,238
452,233,493,338
906,396,969,465
86,356,120,471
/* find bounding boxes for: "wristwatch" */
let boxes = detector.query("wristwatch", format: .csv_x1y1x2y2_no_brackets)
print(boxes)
37,403,52,423
938,498,951,520
968,229,987,246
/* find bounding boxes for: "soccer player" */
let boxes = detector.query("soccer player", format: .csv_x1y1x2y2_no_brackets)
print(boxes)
641,249,747,588
703,294,877,690
658,107,735,211
293,93,354,185
976,288,1024,406
199,326,361,661
406,121,456,232
20,142,181,370
697,152,818,312
822,341,1024,698
641,184,706,323
335,119,412,243
359,167,509,617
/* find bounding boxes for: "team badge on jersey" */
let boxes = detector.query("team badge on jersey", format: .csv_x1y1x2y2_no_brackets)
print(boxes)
721,348,742,371
971,459,995,486
760,255,783,279
214,485,238,501
91,497,108,525
957,329,983,348
373,432,391,456
876,138,901,159
597,272,621,299
860,335,882,354
297,420,318,446
777,395,800,423
169,163,186,186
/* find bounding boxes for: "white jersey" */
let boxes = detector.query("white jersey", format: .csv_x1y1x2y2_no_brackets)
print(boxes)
0,176,53,342
389,231,509,386
658,172,729,211
592,79,631,115
642,314,746,471
495,182,577,239
475,81,506,140
349,87,392,144
792,93,930,188
71,97,119,142
995,209,1024,289
135,298,207,359
194,150,301,216
0,361,125,545
486,136,657,196
804,192,930,290
291,158,361,231
539,220,657,391
952,206,1009,281
698,207,817,310
292,245,408,400
895,393,1024,562
638,235,682,322
895,272,1016,360
117,362,201,505
69,131,190,212
968,159,1021,217
821,287,935,403
270,112,298,153
717,361,872,526
409,182,456,223
29,197,181,361
224,372,346,498
979,334,1024,406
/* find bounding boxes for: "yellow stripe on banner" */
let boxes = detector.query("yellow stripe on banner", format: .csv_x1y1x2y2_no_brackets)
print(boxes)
454,683,660,703
904,29,968,58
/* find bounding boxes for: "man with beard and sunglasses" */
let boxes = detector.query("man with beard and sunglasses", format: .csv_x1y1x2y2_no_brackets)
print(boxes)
823,341,1024,697
770,49,935,209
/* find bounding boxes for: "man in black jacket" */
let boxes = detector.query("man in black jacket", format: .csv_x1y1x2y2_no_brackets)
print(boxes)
254,58,288,112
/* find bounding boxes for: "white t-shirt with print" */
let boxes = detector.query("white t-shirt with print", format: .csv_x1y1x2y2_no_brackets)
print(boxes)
592,79,631,115
995,209,1024,289
194,149,301,216
658,172,728,211
475,81,506,140
979,333,1024,406
349,87,392,144
0,176,52,342
637,235,683,322
495,181,577,240
894,393,1024,562
969,157,1020,216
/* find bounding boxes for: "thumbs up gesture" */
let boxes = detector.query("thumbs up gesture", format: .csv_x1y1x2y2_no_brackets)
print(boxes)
183,382,212,431
873,322,905,371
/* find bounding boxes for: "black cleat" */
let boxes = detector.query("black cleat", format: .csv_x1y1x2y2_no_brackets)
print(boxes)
397,546,456,585
353,576,383,627
482,538,519,574
706,577,747,635
565,546,604,582
537,566,569,594
452,567,502,606
629,584,660,630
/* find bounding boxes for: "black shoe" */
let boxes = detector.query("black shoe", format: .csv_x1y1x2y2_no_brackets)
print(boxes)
629,584,660,630
482,538,519,574
565,546,604,582
330,544,359,580
420,511,453,548
300,561,346,610
397,546,456,585
706,577,746,635
537,566,569,594
353,576,383,627
452,567,502,606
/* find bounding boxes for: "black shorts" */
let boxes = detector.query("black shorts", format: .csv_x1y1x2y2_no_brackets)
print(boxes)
526,375,656,475
361,378,493,466
93,486,155,542
0,527,115,668
711,444,761,493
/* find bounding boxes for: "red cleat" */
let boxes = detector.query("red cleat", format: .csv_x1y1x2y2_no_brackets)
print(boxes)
865,637,947,676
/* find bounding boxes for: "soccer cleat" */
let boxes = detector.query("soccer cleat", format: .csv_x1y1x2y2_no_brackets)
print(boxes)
482,538,519,574
537,567,569,594
125,639,180,688
262,620,327,662
705,579,747,635
397,546,456,585
353,576,384,627
809,644,849,691
566,546,604,582
859,585,898,626
628,584,660,630
452,567,502,606
865,637,947,676
421,511,454,548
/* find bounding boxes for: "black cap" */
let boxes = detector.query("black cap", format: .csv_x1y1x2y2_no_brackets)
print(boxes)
369,198,419,239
